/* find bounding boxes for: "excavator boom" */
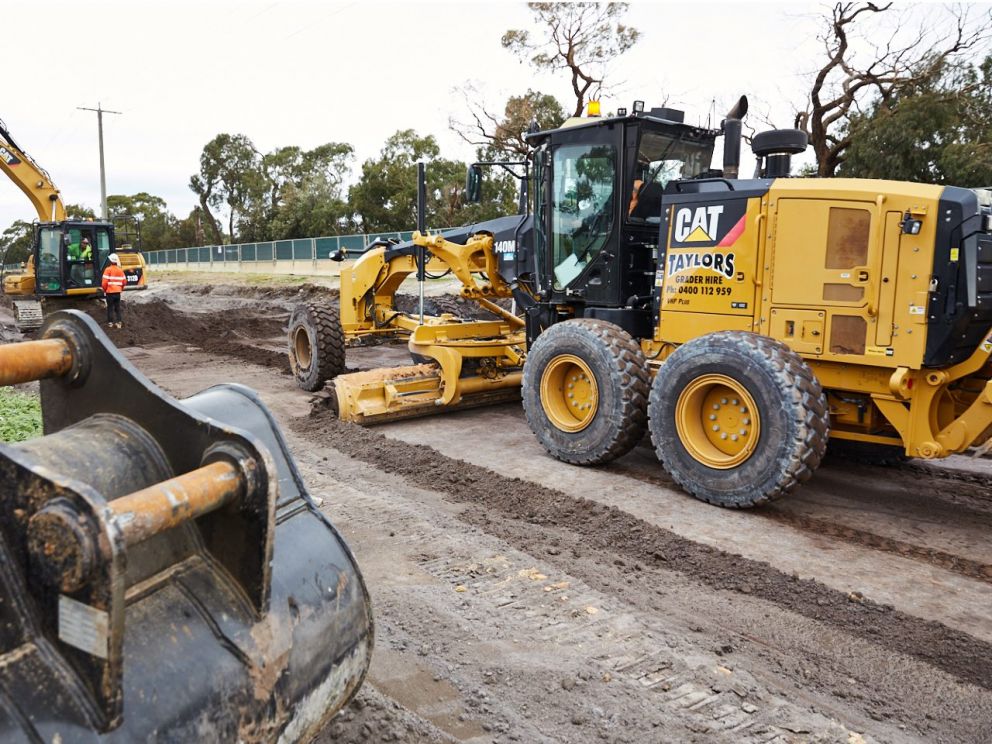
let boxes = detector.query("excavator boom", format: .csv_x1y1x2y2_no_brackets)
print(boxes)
0,118,66,222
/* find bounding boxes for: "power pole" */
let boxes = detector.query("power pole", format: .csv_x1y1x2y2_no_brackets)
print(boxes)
77,103,122,219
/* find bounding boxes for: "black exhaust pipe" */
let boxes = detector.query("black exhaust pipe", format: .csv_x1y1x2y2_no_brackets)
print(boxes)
721,95,748,179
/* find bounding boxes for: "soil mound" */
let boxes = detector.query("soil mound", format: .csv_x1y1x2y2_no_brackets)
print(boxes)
83,299,292,374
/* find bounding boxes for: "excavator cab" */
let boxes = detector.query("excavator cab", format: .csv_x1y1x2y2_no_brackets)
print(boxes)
36,221,115,295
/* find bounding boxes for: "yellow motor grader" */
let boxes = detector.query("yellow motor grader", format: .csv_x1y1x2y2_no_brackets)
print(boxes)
287,98,992,508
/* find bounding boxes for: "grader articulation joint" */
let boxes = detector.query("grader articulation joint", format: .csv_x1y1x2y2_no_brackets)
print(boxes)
0,311,372,741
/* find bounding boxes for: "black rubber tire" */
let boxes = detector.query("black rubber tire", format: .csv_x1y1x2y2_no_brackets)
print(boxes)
827,439,908,466
424,296,472,319
648,332,829,508
522,319,650,465
287,302,346,392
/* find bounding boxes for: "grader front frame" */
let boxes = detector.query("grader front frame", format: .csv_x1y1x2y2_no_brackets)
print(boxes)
289,230,528,423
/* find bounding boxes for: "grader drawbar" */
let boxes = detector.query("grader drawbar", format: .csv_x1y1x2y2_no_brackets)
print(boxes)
0,311,372,741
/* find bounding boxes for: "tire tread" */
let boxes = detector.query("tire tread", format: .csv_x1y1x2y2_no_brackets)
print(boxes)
523,319,650,465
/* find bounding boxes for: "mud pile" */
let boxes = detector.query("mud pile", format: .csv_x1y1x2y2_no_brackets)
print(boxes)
83,299,292,374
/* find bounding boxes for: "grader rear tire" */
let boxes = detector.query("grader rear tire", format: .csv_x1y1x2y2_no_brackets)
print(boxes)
648,332,829,508
288,302,345,391
523,319,649,465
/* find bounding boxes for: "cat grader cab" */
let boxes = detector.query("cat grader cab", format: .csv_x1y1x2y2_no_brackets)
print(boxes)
287,96,992,508
0,117,147,331
0,311,372,739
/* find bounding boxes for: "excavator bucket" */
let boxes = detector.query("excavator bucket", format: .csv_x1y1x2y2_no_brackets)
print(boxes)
0,311,372,741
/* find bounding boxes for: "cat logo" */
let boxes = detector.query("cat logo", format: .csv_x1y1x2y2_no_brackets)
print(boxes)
0,146,21,167
673,205,723,242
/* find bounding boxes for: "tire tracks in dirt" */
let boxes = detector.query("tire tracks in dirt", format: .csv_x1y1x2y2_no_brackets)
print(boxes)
295,409,992,695
609,458,992,584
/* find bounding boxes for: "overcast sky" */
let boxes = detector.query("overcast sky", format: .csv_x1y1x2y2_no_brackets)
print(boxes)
0,0,974,232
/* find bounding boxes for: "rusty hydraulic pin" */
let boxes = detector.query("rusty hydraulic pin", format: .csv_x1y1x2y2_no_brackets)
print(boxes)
0,338,73,386
109,460,246,547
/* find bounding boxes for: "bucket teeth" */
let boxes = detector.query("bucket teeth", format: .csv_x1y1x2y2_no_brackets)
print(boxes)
12,301,43,332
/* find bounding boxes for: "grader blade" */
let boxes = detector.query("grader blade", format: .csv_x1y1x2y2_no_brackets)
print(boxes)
0,311,372,742
334,363,522,425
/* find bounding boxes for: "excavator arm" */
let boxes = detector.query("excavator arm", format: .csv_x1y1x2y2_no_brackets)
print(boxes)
0,118,66,222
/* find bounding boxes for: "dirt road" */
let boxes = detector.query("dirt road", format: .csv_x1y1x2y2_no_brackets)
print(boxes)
4,277,991,743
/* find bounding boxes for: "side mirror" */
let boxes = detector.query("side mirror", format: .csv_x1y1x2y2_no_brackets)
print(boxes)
465,164,483,204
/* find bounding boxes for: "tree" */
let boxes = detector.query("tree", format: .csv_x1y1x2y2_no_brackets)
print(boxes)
502,3,639,117
108,192,180,252
64,203,95,220
189,133,262,242
349,130,443,232
0,220,33,264
173,207,209,248
795,2,990,176
254,142,354,240
267,178,352,239
839,56,992,185
349,130,516,234
451,89,566,159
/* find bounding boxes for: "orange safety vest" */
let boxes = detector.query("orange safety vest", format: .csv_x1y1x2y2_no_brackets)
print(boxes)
102,265,127,294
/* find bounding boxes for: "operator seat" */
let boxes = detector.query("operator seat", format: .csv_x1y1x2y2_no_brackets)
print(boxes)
629,181,664,222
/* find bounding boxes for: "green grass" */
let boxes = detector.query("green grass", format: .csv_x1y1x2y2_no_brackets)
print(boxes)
0,389,42,443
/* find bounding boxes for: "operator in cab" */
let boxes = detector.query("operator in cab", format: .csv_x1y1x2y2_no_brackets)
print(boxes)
101,253,126,328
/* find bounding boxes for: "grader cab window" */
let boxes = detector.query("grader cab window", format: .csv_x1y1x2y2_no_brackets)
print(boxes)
628,131,715,223
551,143,616,289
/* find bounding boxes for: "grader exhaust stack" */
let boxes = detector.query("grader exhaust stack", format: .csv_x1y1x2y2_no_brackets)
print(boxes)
0,311,372,740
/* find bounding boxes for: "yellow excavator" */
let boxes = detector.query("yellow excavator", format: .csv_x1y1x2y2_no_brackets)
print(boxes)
288,97,992,508
0,117,147,331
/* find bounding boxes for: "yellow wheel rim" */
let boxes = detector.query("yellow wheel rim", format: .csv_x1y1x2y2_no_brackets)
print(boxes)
293,326,312,370
540,354,599,432
675,374,760,469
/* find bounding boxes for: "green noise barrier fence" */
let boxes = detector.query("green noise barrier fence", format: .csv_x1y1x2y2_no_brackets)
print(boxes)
144,230,416,267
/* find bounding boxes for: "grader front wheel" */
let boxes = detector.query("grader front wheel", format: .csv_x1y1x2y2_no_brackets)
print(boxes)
649,332,829,508
523,319,649,465
288,302,346,391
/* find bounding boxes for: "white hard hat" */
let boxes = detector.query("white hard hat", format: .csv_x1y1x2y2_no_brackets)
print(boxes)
108,253,121,264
